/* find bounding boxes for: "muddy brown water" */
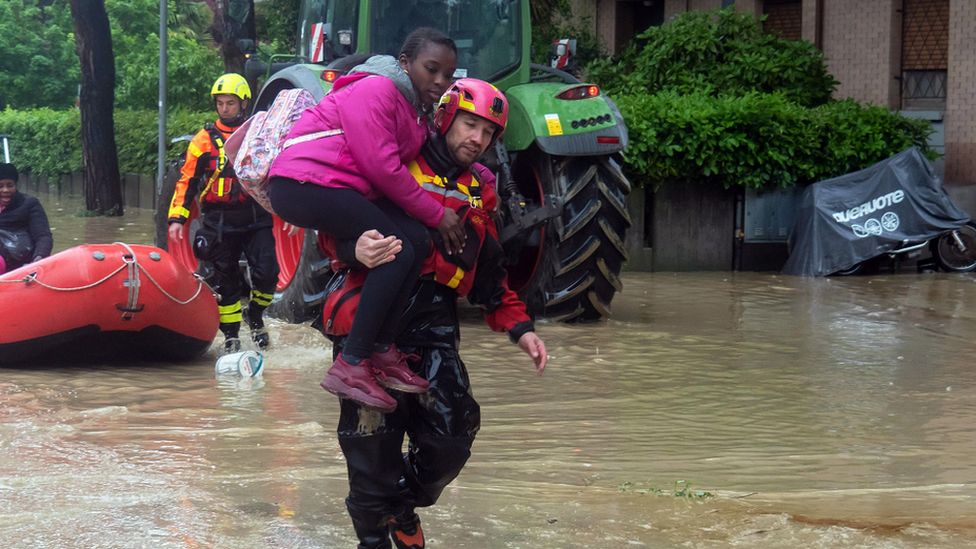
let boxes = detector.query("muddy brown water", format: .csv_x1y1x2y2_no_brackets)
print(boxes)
2,196,975,547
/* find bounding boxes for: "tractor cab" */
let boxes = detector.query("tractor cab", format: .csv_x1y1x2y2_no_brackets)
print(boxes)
246,0,633,322
297,0,524,85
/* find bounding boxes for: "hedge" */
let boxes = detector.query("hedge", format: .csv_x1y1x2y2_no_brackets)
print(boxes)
617,92,933,190
588,9,838,108
0,108,212,178
586,9,934,190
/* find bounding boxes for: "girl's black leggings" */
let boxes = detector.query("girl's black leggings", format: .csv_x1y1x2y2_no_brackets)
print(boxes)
269,177,431,359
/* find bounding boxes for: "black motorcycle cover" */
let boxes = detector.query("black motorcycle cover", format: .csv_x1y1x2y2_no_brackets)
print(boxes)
783,147,970,276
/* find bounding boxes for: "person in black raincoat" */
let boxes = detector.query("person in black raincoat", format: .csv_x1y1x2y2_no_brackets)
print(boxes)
320,79,547,549
0,163,52,273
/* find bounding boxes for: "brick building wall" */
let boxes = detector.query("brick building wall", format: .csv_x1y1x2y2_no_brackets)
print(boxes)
734,0,761,15
821,0,900,108
801,0,820,45
945,0,976,183
763,1,803,40
664,0,725,20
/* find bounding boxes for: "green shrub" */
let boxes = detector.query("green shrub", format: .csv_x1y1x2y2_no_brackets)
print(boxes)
0,108,211,177
618,92,932,190
587,8,933,189
588,8,837,107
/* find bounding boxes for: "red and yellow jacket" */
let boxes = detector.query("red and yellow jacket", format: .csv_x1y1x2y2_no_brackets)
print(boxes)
167,120,249,223
320,155,532,338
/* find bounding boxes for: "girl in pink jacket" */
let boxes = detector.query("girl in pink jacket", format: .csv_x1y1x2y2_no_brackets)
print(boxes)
268,28,464,413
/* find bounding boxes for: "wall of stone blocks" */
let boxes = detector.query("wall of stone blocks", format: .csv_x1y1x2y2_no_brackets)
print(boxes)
821,0,900,108
945,0,976,183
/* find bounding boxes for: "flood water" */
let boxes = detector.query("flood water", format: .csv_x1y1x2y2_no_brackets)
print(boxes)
2,196,976,547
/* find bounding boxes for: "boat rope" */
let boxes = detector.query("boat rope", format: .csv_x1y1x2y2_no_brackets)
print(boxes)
0,243,209,306
135,263,207,305
0,264,127,290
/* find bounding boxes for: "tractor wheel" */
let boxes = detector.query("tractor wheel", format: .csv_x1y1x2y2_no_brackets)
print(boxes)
154,162,310,298
507,151,632,321
154,162,203,274
265,228,332,323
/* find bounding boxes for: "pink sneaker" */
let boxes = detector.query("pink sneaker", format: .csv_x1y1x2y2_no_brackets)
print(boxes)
371,346,429,394
321,355,397,413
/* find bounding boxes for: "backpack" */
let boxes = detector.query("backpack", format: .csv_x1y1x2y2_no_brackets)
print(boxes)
320,268,366,338
230,88,333,214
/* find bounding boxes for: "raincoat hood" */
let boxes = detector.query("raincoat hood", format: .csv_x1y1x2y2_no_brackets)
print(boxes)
344,55,421,113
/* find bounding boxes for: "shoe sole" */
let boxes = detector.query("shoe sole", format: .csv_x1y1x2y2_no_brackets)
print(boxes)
321,376,397,413
376,378,429,394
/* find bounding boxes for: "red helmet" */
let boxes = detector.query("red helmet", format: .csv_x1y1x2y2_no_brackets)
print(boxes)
434,78,509,141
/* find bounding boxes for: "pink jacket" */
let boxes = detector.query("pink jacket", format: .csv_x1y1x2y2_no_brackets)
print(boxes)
268,74,445,228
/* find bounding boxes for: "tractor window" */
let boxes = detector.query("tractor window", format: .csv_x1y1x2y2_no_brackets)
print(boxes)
371,0,521,80
297,0,360,63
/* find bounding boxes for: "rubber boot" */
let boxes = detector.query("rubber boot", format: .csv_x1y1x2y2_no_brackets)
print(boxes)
246,302,270,350
348,499,393,549
220,323,241,354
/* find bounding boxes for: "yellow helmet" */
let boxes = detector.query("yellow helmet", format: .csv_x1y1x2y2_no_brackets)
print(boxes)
210,73,251,101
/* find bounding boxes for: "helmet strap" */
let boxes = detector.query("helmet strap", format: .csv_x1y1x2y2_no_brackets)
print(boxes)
219,113,246,128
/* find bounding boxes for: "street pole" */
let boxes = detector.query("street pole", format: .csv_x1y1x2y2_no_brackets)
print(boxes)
156,0,168,200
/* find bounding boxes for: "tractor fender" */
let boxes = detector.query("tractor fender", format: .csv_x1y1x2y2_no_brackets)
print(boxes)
253,64,330,110
503,82,628,156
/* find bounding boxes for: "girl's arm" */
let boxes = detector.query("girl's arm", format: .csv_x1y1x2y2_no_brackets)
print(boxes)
339,78,444,228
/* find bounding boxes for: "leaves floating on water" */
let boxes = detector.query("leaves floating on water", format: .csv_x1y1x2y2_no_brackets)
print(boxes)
618,479,714,499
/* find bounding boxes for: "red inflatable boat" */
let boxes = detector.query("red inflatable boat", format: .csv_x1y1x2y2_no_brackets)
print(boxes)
0,243,218,364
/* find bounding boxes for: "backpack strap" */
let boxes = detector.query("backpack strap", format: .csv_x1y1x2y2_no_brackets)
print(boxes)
282,128,344,150
205,124,229,177
203,124,241,199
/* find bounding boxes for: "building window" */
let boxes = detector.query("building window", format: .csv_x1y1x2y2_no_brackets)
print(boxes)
762,0,802,41
901,0,948,110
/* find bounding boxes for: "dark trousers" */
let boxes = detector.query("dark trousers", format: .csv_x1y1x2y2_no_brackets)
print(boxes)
196,215,279,336
335,344,481,548
269,178,431,358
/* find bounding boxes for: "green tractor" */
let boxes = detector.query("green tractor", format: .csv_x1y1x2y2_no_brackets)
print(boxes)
249,0,631,322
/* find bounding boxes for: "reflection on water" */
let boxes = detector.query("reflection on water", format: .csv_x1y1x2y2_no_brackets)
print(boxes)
35,193,157,253
2,196,976,546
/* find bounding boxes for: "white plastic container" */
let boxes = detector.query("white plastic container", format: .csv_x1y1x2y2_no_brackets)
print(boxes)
215,350,264,378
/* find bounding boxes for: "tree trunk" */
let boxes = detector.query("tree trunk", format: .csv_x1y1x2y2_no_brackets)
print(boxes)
207,0,256,74
70,0,123,216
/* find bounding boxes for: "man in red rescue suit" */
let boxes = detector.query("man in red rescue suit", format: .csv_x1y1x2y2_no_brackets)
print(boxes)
320,79,547,549
168,73,279,353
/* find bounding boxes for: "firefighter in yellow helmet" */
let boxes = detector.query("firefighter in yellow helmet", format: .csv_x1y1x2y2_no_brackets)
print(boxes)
167,73,279,353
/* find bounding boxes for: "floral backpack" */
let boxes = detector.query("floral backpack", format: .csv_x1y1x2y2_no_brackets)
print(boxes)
229,88,340,214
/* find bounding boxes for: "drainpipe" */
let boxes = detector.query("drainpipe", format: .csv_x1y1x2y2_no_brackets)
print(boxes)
733,188,745,271
815,0,824,49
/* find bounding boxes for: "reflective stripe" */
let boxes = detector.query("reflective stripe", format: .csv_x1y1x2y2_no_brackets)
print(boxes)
250,289,274,307
419,181,471,203
446,266,464,289
219,301,243,323
172,206,190,218
208,134,227,196
187,141,204,158
220,311,244,323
